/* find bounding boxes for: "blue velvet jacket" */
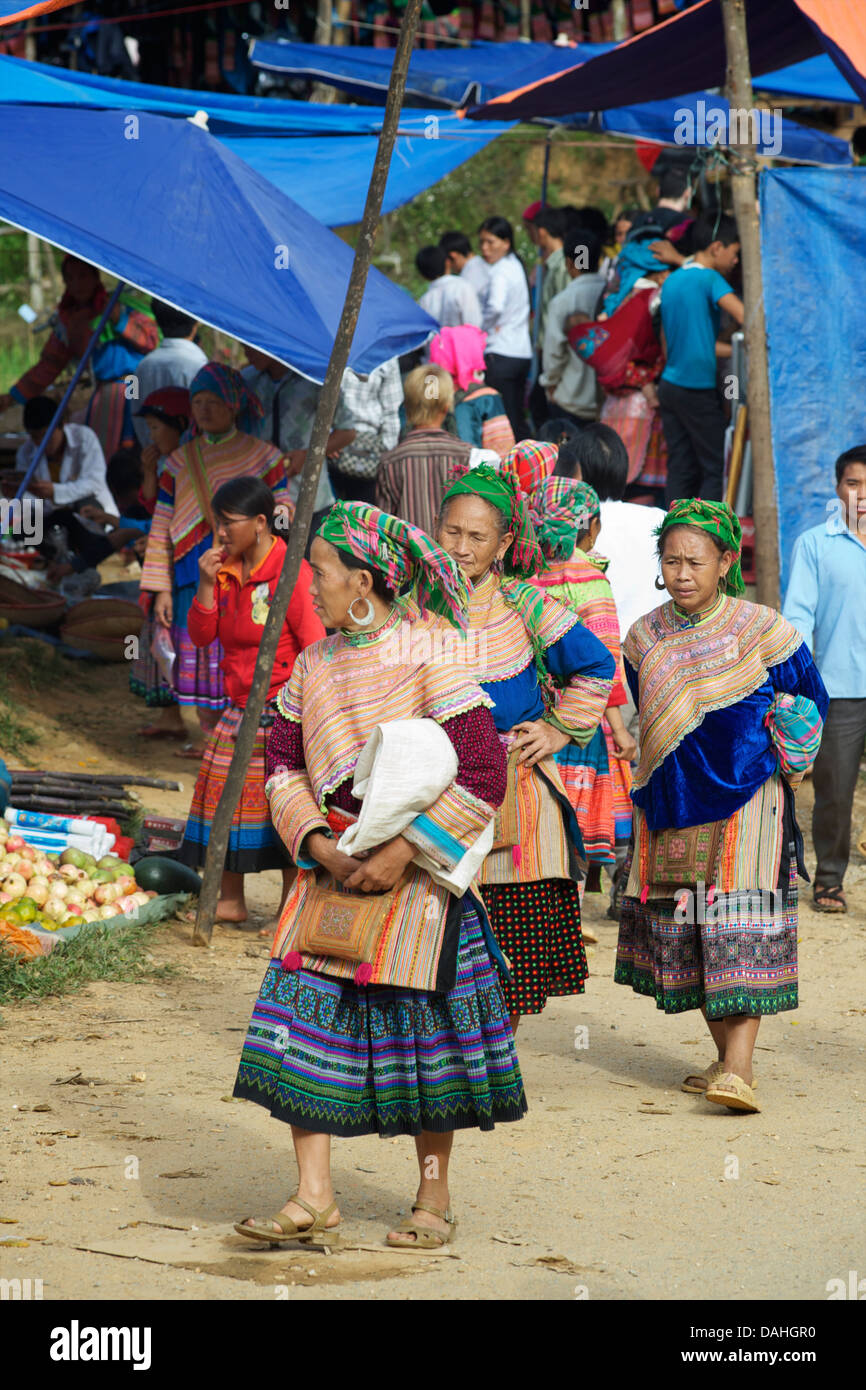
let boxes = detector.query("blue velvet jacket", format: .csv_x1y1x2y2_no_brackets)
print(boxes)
626,607,829,832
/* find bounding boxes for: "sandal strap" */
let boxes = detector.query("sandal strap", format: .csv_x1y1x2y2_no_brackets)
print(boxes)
288,1193,338,1229
711,1072,755,1097
411,1201,453,1224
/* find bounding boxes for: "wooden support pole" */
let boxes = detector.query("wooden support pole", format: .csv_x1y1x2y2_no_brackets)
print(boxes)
721,0,781,609
192,0,425,946
333,0,352,46
315,0,333,45
27,235,44,313
312,0,338,103
611,0,629,42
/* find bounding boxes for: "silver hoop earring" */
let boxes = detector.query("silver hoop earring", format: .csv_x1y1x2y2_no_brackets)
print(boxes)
348,597,375,627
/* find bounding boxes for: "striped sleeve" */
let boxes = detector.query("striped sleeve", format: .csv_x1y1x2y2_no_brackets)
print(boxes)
265,677,329,867
401,703,504,871
139,467,175,594
571,581,628,707
545,619,616,747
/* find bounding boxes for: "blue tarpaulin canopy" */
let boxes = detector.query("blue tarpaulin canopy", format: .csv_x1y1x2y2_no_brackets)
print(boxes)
249,38,615,108
566,92,849,163
761,167,866,590
0,0,70,19
0,104,438,382
247,39,852,164
0,55,514,226
250,35,859,107
755,54,860,101
467,0,866,119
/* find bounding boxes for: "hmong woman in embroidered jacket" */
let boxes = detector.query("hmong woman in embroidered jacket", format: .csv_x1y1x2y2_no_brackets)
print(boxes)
140,364,290,737
433,465,615,1026
233,503,525,1252
615,499,828,1114
529,478,635,894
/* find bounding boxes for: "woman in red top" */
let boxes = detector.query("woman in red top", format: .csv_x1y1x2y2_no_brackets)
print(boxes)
177,476,324,923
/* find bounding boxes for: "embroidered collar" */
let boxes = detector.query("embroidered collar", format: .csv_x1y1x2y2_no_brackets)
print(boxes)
671,592,726,630
340,603,403,648
202,426,238,446
467,570,499,613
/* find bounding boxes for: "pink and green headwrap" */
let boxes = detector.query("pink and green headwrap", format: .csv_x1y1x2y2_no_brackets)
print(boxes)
529,478,601,560
440,462,545,579
318,501,470,630
656,498,745,597
189,362,265,436
502,439,558,497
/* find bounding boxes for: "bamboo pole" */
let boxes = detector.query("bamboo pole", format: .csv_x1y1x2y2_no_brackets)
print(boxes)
192,0,425,946
333,0,352,46
26,236,44,313
311,0,337,104
611,0,629,42
315,0,333,44
720,0,781,608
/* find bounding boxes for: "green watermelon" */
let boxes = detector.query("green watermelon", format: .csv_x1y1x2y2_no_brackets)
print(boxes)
133,857,201,895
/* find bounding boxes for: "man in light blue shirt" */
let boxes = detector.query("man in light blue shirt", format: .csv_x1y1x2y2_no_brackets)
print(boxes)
132,301,207,447
783,445,866,912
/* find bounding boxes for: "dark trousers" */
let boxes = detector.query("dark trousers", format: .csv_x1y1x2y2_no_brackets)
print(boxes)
329,471,378,505
812,697,866,889
485,352,532,441
657,378,726,506
528,372,549,434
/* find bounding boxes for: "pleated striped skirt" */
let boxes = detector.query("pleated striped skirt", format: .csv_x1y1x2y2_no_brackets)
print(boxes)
232,900,527,1137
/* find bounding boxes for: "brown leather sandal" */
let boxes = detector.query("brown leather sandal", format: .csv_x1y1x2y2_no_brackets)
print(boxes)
705,1072,761,1113
682,1061,758,1094
386,1201,456,1251
234,1194,340,1248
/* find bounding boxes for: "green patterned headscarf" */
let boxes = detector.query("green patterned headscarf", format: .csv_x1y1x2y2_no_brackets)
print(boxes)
656,498,745,597
318,500,470,629
440,463,545,578
529,477,601,560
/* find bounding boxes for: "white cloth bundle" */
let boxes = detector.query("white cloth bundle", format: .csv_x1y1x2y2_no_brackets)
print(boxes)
336,718,494,896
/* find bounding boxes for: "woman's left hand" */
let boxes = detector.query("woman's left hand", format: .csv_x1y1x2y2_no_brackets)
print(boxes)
343,834,415,894
510,720,570,767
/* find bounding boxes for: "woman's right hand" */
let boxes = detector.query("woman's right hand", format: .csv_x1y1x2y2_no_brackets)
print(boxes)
198,548,225,585
154,590,173,628
306,832,364,885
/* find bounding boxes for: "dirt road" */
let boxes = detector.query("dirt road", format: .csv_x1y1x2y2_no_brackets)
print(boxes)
1,661,864,1301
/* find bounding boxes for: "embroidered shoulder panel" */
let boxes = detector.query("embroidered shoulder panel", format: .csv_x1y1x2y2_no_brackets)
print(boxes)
626,598,803,788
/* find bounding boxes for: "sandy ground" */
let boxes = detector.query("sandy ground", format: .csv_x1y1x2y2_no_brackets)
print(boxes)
1,657,864,1303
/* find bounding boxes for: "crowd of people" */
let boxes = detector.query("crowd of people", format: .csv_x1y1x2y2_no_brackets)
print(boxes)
407,167,746,512
3,227,864,1252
